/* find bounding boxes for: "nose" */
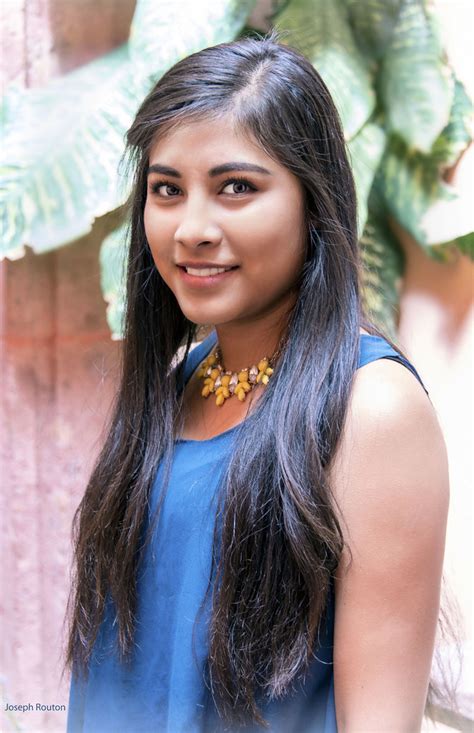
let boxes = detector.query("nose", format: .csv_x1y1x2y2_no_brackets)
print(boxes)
173,199,223,248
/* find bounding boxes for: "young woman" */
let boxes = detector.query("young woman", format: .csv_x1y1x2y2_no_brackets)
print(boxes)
65,32,449,732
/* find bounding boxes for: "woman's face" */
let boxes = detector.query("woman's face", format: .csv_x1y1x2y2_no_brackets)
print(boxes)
144,116,307,328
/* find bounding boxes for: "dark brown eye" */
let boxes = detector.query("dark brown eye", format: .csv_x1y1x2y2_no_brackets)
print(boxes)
150,180,180,197
221,178,256,195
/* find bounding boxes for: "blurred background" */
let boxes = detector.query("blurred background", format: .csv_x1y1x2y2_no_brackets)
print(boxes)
1,1,472,731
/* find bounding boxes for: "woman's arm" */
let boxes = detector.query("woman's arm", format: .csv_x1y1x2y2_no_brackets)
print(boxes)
328,358,449,732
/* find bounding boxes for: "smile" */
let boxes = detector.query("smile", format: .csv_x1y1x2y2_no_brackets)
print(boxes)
177,265,239,287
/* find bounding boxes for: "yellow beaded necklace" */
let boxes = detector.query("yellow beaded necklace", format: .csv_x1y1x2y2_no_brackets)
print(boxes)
196,340,285,407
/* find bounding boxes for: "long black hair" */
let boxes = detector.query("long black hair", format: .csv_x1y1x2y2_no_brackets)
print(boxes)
64,30,453,726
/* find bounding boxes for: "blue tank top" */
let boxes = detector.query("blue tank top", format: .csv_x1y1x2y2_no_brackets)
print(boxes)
67,332,428,733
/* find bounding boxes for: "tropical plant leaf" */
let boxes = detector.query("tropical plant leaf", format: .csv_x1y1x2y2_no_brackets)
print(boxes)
374,133,473,254
427,228,474,263
451,232,474,259
345,0,403,60
0,0,257,261
100,221,130,340
378,0,453,153
374,74,473,257
360,204,405,339
0,45,136,259
274,0,375,140
129,0,257,84
431,78,473,169
347,121,386,235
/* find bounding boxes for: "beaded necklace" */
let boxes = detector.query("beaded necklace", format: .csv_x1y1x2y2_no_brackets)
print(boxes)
196,339,285,407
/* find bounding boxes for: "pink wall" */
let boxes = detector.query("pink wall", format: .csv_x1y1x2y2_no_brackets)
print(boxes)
1,0,136,90
1,234,122,732
1,2,134,730
1,2,472,731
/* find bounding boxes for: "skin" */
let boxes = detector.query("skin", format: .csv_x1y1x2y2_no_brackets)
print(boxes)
144,115,450,728
329,360,449,731
144,115,308,435
144,115,307,369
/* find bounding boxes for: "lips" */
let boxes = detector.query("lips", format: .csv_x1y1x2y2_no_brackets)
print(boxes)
177,264,238,271
179,265,237,274
177,264,239,288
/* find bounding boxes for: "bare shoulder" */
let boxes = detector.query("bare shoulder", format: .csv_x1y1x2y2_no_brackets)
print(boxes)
328,357,449,553
328,357,450,727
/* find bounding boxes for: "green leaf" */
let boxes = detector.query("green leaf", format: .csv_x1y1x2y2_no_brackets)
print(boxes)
428,230,474,263
374,133,473,251
1,45,136,259
378,0,453,153
346,0,403,60
452,232,474,260
100,222,129,340
0,0,258,261
360,205,405,338
274,0,375,140
129,0,257,82
347,121,386,235
431,78,473,169
427,232,474,262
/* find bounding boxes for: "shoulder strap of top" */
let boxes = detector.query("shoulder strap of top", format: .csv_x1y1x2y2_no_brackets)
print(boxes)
358,334,429,398
182,330,218,384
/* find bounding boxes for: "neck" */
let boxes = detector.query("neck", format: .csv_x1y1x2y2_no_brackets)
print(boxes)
212,300,294,373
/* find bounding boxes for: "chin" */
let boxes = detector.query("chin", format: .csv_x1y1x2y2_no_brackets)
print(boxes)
185,314,231,328
176,303,237,326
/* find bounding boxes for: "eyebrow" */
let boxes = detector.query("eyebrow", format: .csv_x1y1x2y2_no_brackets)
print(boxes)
146,161,273,178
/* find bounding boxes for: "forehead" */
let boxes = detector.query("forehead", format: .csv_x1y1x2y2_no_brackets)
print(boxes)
148,115,275,168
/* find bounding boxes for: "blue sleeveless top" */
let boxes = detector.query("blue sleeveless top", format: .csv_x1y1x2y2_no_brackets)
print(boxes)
67,332,428,733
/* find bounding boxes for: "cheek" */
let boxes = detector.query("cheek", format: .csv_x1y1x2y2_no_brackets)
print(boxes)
143,205,156,249
234,205,305,275
144,206,170,261
142,212,173,290
244,188,303,241
143,200,153,231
